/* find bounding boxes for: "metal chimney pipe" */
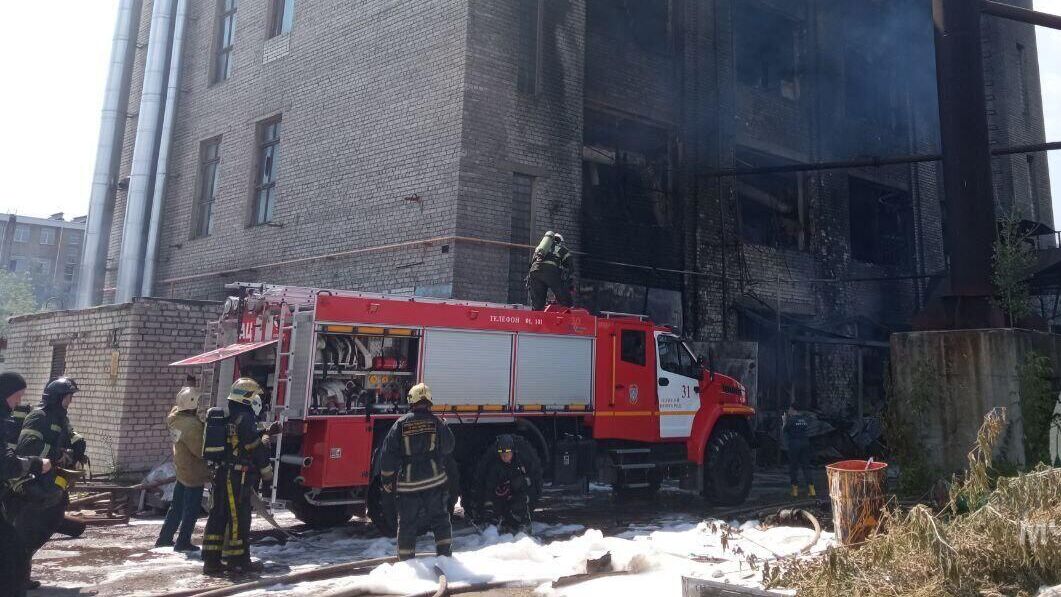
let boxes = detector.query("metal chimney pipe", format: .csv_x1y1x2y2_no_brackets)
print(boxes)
142,0,188,298
78,0,139,308
115,0,176,303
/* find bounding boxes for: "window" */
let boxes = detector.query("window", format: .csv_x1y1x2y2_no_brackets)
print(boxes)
516,0,542,94
736,149,804,250
64,264,76,283
621,330,646,366
8,257,26,273
65,246,79,265
270,0,295,37
735,3,799,99
194,138,222,237
586,0,671,54
67,231,81,245
29,259,50,276
213,0,237,83
49,345,66,380
39,228,55,245
252,118,281,225
1017,43,1030,116
13,225,29,243
657,335,698,378
508,173,534,303
848,177,913,267
1027,155,1041,222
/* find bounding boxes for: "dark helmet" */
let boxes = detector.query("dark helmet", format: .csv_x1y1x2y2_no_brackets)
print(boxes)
496,434,515,453
43,377,79,406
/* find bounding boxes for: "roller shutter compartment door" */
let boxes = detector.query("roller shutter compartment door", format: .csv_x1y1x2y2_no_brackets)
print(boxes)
515,335,593,408
422,330,513,406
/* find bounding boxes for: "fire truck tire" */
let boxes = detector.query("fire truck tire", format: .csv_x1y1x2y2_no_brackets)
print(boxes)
288,493,358,528
703,430,753,506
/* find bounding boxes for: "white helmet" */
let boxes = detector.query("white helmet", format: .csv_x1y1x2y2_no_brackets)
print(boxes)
553,233,564,243
175,386,201,411
407,383,433,407
228,378,264,416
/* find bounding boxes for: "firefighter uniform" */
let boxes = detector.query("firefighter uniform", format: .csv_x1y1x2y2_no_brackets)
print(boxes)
1,372,42,597
481,435,532,534
527,231,573,311
379,383,455,560
13,377,83,592
202,379,273,576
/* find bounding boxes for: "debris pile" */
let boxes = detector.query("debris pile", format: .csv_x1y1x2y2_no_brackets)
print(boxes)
768,409,1061,596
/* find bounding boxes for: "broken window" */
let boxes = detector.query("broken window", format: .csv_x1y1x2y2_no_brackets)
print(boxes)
735,3,799,100
516,0,542,94
213,0,237,84
252,117,281,226
194,137,221,238
736,149,804,251
586,0,671,55
848,177,913,267
270,0,295,38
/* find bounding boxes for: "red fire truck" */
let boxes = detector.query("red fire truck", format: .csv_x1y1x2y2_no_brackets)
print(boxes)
172,283,755,532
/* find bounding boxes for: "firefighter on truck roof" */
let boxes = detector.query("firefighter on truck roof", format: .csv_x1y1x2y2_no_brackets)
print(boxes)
379,383,455,560
201,378,273,576
527,231,573,311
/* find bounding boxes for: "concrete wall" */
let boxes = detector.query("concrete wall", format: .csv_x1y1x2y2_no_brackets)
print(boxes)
2,298,220,474
891,329,1061,474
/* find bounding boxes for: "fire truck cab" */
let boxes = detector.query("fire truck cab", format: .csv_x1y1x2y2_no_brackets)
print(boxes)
172,284,755,531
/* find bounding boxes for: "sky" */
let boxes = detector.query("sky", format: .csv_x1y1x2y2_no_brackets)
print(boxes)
0,1,1059,227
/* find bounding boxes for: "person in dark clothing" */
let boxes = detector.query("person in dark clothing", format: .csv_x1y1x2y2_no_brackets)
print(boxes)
202,378,273,576
527,231,574,311
1,372,49,597
156,385,211,552
783,404,815,497
13,377,83,592
481,435,532,534
379,383,455,560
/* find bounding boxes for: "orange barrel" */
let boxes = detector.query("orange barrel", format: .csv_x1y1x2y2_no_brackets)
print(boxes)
826,459,888,546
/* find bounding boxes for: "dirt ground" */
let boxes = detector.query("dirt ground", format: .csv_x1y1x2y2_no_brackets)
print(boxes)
29,468,829,597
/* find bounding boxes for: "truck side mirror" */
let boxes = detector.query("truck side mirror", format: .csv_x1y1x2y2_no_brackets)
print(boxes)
699,354,715,381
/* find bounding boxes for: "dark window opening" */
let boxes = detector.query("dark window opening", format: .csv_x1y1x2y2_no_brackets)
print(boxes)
736,149,804,250
252,118,281,225
848,177,913,267
194,138,221,238
620,330,646,366
1027,155,1041,222
270,0,295,38
213,0,237,83
517,0,542,94
50,345,66,380
1017,43,1030,116
586,0,671,55
508,173,534,304
735,3,799,99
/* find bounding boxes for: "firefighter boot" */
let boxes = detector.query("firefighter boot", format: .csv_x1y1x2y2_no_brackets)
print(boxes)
808,484,817,497
790,485,799,498
227,559,265,575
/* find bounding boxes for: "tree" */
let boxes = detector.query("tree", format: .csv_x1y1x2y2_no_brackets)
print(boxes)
991,214,1036,326
0,270,38,334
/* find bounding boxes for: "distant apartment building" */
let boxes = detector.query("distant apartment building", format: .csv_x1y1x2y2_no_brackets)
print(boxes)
0,213,86,308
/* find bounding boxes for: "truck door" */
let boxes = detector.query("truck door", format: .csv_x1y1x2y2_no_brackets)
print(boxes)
594,324,658,442
655,333,700,439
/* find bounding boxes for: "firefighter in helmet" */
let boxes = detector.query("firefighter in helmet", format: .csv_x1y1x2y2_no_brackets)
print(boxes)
13,377,87,590
527,231,574,311
1,372,50,596
480,434,533,534
379,383,455,560
201,378,274,576
156,384,211,552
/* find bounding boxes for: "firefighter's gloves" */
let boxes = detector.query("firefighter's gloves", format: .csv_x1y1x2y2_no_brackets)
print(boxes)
264,421,282,436
495,481,512,498
381,473,396,493
260,465,274,482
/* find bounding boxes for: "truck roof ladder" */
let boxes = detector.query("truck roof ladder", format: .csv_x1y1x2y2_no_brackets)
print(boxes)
228,282,536,313
599,311,650,321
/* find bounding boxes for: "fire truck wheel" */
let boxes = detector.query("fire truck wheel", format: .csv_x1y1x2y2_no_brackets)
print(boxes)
288,492,358,528
703,430,753,506
367,480,399,537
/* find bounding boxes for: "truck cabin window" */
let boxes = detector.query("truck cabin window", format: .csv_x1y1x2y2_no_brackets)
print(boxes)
620,330,646,366
657,336,699,379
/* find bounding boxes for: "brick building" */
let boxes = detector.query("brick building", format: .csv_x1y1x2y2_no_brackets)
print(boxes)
1,298,220,473
0,213,86,308
77,0,1051,423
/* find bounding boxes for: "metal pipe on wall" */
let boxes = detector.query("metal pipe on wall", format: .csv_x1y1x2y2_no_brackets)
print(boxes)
142,0,188,297
115,0,177,303
78,0,139,308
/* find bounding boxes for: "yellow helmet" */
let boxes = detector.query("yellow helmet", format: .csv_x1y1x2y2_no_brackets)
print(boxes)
407,383,433,406
228,378,264,416
175,386,201,411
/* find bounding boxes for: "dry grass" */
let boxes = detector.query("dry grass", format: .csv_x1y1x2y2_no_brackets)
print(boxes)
767,408,1061,596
